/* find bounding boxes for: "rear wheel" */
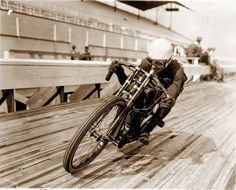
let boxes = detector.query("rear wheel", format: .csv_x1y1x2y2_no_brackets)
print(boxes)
63,96,126,173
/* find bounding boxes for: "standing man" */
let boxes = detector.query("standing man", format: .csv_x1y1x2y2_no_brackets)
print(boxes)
79,46,92,61
71,45,79,60
186,37,203,64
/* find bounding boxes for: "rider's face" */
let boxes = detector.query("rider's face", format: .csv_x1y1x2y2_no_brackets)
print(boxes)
152,59,167,73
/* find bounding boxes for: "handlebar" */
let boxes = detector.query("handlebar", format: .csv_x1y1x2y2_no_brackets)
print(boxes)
105,71,113,81
105,62,136,81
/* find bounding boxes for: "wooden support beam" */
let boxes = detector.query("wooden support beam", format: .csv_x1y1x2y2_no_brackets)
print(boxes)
82,84,101,100
69,84,96,102
15,88,38,98
26,87,57,109
43,86,65,106
58,86,65,103
4,89,15,112
95,83,101,98
100,82,121,98
0,90,8,105
14,90,29,104
0,91,8,113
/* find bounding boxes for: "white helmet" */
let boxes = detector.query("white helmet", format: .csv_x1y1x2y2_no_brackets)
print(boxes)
148,38,172,60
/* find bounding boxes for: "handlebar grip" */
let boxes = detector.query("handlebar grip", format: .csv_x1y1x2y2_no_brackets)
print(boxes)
105,71,113,81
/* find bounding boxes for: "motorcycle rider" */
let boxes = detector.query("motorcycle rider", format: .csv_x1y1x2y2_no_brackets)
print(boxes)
108,38,187,147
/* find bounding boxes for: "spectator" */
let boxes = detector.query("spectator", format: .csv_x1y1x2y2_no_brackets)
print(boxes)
199,48,210,65
79,46,92,61
196,36,202,46
71,45,79,60
186,37,203,64
200,48,223,82
199,48,214,80
208,48,224,82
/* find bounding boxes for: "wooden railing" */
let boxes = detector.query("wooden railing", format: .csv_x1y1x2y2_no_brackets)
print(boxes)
0,59,112,112
1,58,235,90
0,58,235,113
0,59,111,89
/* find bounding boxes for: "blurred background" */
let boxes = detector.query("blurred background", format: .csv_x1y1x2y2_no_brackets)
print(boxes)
99,0,236,61
1,0,236,63
162,0,236,61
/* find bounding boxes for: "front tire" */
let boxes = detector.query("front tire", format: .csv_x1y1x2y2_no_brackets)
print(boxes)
63,96,126,173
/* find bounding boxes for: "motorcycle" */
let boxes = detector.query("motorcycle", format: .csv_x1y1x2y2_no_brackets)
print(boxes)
63,60,169,173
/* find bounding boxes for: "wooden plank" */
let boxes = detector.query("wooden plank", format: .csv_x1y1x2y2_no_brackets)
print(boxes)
156,117,233,188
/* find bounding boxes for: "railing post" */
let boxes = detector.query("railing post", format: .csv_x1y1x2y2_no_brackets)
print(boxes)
193,58,199,65
58,86,65,103
43,86,65,106
95,83,101,98
5,89,15,112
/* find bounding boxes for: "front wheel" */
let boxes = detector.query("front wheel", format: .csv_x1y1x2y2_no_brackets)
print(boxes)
63,96,126,173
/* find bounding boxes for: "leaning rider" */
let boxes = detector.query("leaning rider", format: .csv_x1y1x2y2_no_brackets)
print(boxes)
108,38,187,147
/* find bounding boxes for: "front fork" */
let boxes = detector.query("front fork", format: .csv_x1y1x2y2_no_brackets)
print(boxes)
104,108,130,146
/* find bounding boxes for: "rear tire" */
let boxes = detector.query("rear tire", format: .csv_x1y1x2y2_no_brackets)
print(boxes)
63,96,126,173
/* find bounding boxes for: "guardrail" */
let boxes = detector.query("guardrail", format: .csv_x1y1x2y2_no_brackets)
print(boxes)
220,65,236,73
0,59,235,112
0,59,110,89
0,58,217,90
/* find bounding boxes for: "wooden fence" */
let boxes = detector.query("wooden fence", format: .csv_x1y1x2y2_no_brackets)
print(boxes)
0,58,235,113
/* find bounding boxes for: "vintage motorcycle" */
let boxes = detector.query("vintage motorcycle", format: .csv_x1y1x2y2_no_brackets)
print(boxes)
63,60,169,173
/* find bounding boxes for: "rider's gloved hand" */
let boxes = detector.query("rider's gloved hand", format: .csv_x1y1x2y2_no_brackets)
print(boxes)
108,60,124,74
160,94,175,109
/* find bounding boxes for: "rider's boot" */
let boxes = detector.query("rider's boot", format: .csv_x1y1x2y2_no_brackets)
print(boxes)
139,132,150,145
118,134,128,149
139,117,164,145
139,107,169,145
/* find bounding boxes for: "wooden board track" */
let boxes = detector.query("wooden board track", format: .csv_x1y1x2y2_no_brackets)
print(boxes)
0,78,236,189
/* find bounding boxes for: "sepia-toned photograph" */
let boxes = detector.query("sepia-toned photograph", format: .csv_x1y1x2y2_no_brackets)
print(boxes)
0,0,235,189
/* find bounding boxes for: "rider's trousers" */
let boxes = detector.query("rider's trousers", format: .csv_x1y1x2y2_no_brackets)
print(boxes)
125,88,175,134
141,105,172,133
